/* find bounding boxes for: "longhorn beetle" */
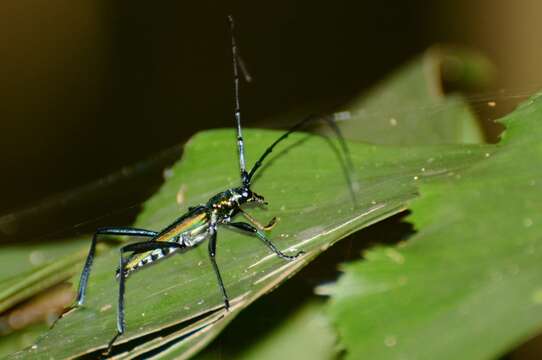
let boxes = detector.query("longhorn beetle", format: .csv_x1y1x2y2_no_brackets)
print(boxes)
75,15,355,353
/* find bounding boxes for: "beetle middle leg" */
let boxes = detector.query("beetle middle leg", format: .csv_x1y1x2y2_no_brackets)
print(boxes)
208,227,230,310
228,222,304,260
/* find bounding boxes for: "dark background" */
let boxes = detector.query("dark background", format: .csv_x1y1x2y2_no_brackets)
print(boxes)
1,0,542,221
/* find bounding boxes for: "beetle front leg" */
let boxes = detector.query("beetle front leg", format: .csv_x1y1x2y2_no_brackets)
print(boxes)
240,209,278,231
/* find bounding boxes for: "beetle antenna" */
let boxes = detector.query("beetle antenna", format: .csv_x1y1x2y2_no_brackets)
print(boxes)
247,114,358,203
228,15,251,186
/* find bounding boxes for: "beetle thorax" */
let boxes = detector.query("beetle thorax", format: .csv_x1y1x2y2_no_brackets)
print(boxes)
206,187,266,220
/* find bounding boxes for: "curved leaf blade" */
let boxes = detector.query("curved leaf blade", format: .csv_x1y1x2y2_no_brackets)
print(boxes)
329,93,542,359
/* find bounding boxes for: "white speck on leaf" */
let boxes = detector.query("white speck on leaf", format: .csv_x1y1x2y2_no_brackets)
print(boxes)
333,111,351,121
176,184,188,206
532,289,542,304
386,249,405,264
29,251,46,265
162,167,173,180
384,335,397,347
523,218,533,227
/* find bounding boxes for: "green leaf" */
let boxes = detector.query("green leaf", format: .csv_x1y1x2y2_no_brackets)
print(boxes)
9,126,488,359
328,93,542,359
